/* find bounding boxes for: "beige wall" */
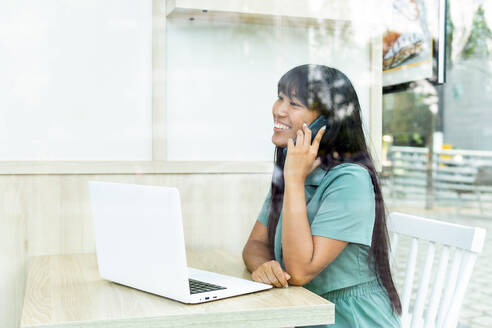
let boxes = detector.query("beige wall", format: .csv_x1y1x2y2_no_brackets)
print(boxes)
0,173,270,327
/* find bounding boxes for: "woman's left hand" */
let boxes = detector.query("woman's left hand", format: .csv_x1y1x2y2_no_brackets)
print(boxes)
284,123,326,184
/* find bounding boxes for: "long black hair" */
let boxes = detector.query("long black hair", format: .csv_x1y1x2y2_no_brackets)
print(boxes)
267,64,401,314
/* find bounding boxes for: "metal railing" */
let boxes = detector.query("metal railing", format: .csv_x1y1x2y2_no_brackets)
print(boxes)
386,146,492,212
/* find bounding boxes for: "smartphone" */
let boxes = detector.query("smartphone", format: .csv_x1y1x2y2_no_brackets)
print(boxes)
293,115,328,145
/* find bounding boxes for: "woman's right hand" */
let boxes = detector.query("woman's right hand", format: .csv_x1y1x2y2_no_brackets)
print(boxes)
251,260,291,288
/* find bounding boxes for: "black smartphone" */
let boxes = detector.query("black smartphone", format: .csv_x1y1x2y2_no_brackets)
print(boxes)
293,115,328,145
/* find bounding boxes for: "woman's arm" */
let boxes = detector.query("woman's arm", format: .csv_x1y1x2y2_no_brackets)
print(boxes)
242,221,273,272
243,221,291,287
282,124,347,285
282,182,347,285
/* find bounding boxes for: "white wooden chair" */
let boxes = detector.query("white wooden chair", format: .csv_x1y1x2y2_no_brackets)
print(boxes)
388,212,486,328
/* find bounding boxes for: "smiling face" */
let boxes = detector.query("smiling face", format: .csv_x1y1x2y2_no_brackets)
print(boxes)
271,92,320,148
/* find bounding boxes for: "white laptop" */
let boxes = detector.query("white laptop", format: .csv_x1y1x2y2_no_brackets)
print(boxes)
88,181,272,304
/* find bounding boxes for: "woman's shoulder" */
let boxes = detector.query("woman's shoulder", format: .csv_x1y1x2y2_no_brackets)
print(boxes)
324,163,371,182
317,163,375,199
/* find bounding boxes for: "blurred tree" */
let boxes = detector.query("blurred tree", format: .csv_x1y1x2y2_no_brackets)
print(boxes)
461,5,492,59
383,89,433,147
446,0,454,67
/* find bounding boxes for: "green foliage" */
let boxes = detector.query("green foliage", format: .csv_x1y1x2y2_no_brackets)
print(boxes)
383,91,434,147
446,0,454,65
462,5,492,59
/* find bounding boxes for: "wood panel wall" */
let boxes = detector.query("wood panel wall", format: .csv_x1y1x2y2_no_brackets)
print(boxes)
0,173,270,328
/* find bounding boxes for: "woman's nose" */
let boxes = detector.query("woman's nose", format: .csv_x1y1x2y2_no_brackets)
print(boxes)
274,101,288,116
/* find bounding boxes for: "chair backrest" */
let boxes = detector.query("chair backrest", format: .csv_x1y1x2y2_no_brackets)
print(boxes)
388,212,486,328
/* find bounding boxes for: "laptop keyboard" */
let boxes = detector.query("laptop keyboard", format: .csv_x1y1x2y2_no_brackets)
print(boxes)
189,278,227,294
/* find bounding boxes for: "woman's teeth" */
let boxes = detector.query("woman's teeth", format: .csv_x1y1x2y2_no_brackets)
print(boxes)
274,123,290,130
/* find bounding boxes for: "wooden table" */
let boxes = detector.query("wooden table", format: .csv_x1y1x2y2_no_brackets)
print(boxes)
20,249,334,327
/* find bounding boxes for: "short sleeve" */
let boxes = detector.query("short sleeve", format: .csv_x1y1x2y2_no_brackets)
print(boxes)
310,166,375,246
257,187,272,226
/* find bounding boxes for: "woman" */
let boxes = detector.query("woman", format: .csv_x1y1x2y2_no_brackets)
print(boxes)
242,65,401,327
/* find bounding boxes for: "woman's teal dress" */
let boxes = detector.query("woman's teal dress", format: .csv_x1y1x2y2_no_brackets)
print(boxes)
257,163,400,327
